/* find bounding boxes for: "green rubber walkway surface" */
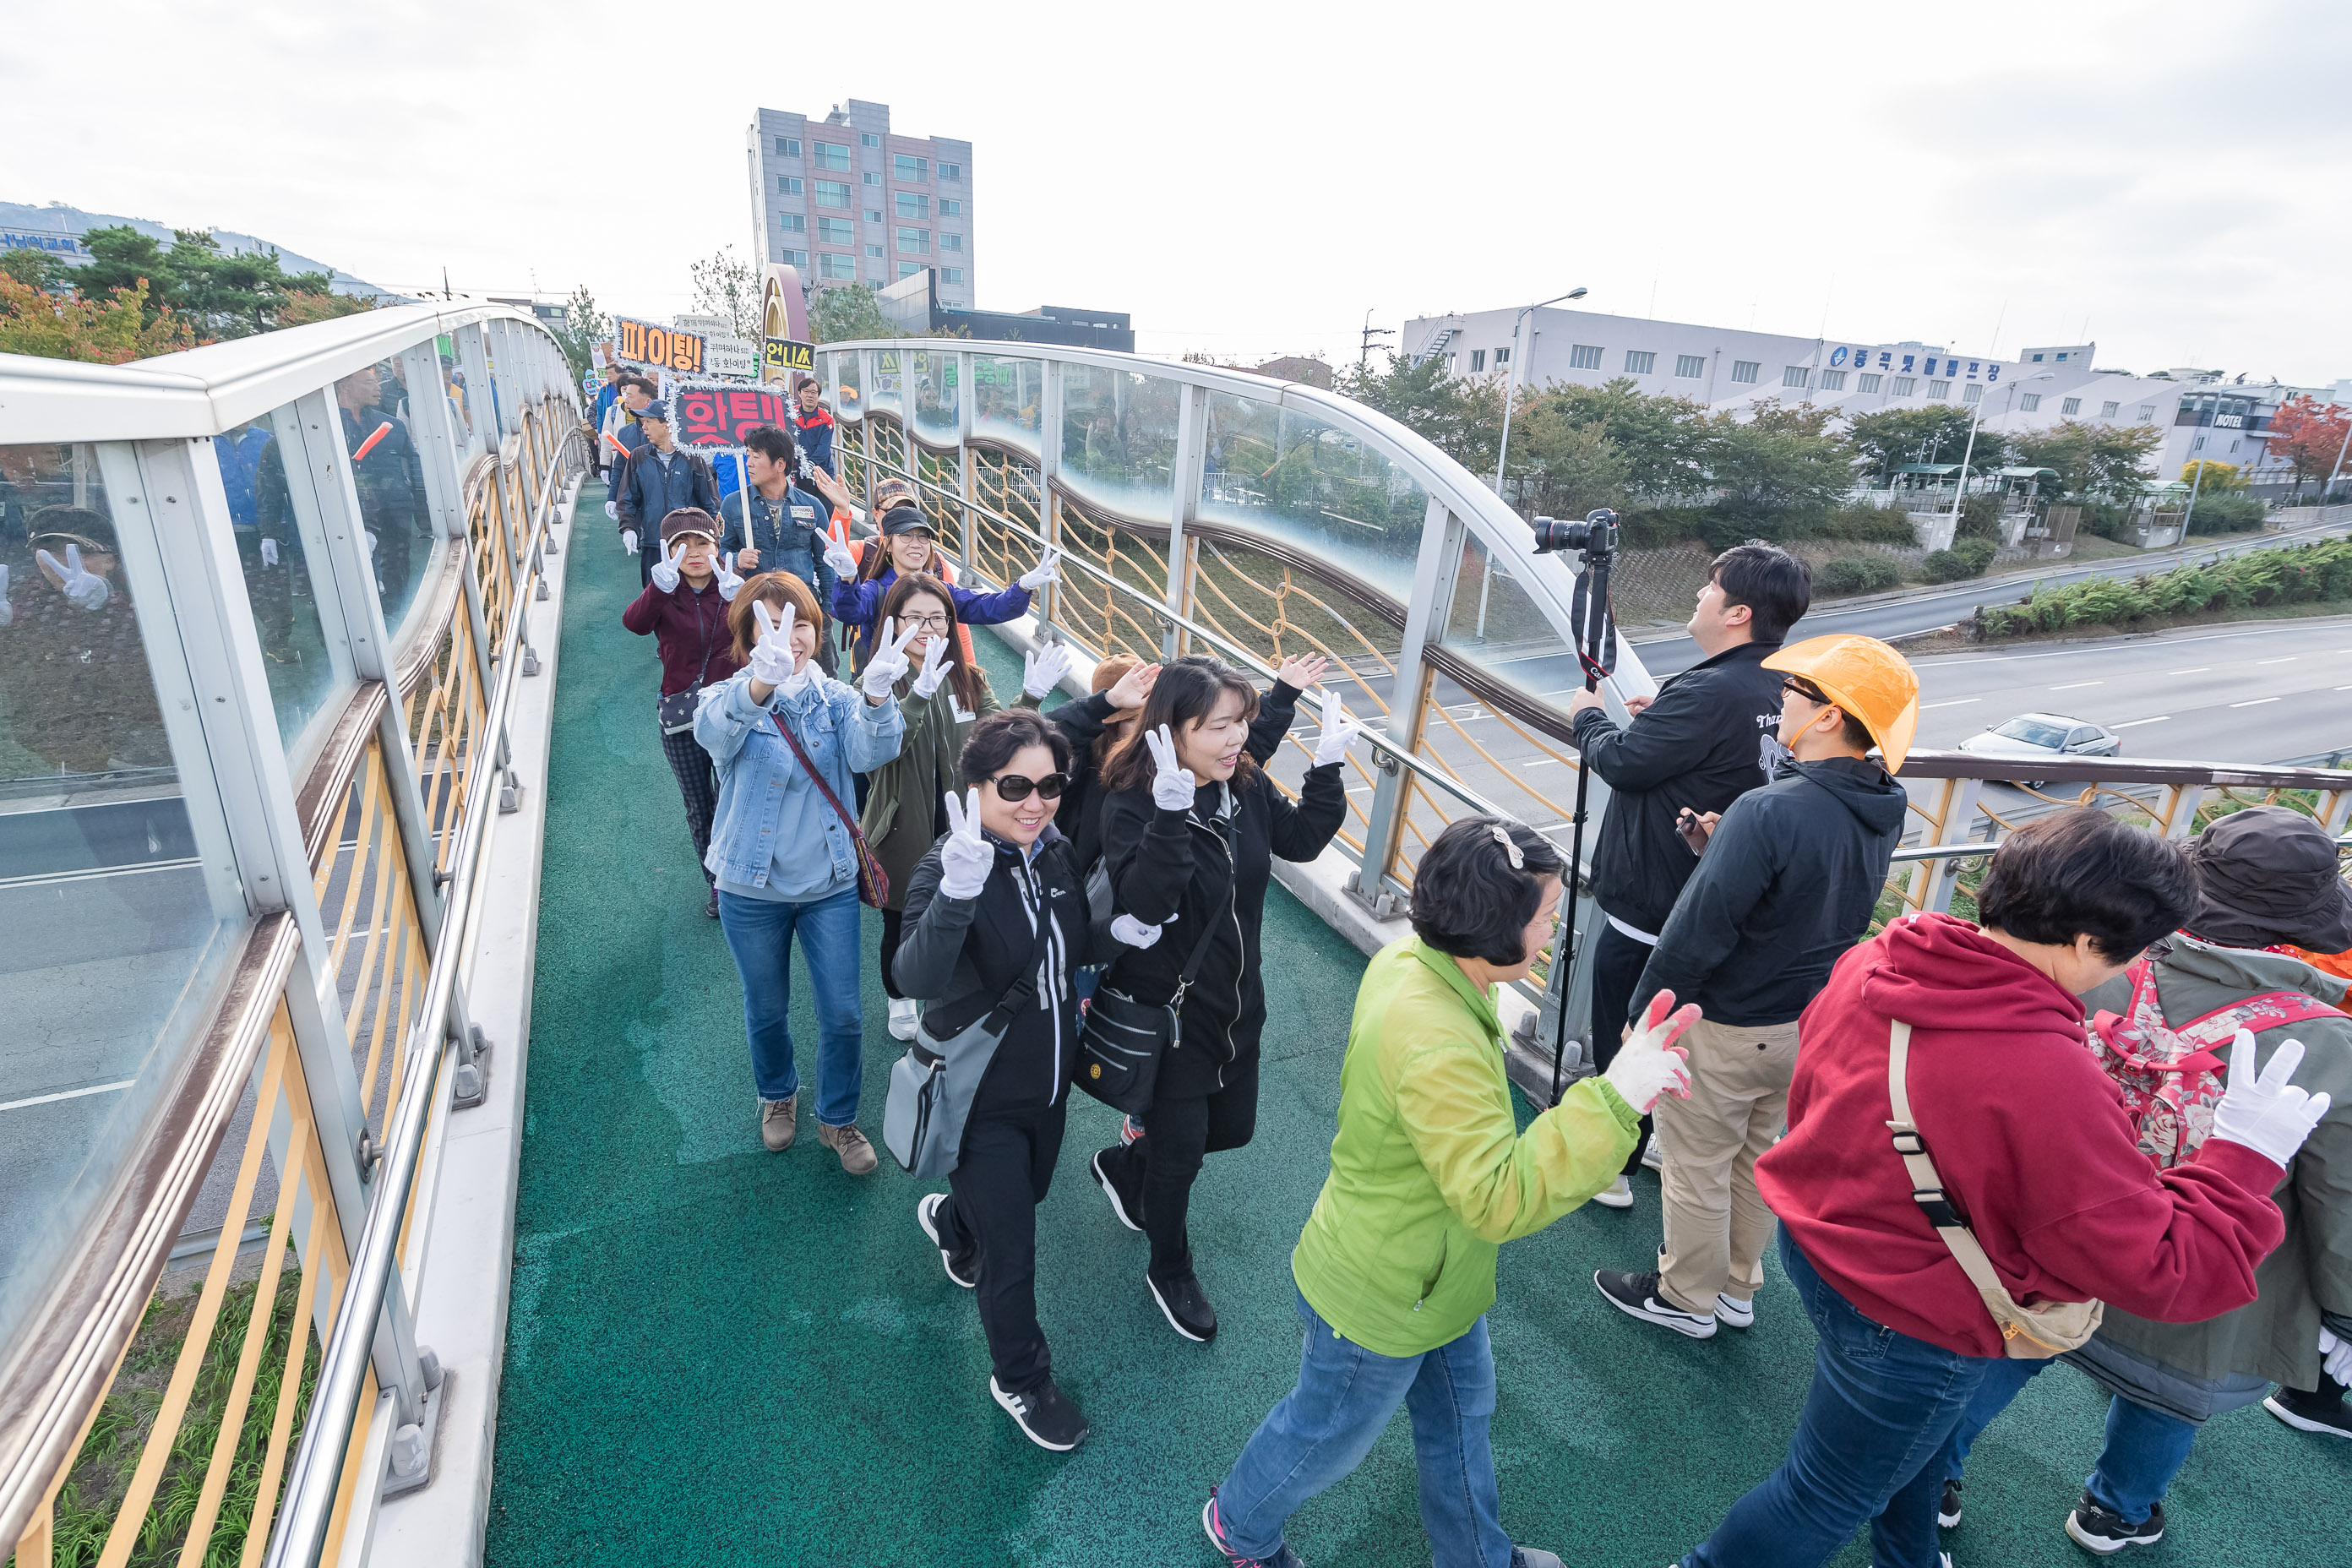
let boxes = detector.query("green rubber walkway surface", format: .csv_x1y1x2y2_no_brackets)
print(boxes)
487,495,2347,1565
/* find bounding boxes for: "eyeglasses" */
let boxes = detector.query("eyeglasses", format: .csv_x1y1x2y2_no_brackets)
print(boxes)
1781,677,1832,705
901,612,951,632
990,771,1070,802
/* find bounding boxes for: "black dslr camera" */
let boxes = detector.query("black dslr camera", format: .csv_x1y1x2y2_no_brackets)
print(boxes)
1530,507,1619,558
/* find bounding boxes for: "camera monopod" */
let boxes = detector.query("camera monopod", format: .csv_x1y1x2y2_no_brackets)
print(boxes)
1528,508,1620,1104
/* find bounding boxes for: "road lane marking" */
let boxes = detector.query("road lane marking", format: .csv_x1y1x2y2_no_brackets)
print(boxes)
2255,657,2296,665
1920,698,1981,710
2050,681,2102,690
2111,716,2172,729
1,1080,138,1114
2167,667,2209,674
2230,697,2281,708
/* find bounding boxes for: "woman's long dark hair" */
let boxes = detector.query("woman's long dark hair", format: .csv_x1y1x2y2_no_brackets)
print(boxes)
1099,656,1260,794
877,572,984,714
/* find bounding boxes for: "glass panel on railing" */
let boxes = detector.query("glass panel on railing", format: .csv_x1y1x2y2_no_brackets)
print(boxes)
868,347,902,415
1197,392,1429,602
1440,533,1587,719
972,354,1042,455
338,358,448,642
0,441,244,1349
223,405,357,761
911,350,959,447
1059,363,1179,520
831,349,861,422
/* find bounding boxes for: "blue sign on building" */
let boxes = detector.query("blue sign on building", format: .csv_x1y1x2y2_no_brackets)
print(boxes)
1830,346,1848,367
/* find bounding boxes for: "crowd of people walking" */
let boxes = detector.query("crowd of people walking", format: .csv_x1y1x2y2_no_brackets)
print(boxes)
590,369,2350,1566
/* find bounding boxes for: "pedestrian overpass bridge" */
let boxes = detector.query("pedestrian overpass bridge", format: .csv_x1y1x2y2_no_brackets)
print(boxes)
1,305,2345,1567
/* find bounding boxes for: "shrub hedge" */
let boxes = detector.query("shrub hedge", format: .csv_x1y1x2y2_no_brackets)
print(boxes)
1816,555,1905,596
1977,536,2352,638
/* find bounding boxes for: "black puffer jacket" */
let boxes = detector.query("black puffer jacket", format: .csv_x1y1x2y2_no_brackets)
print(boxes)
1569,640,1788,936
1097,762,1347,1099
1048,678,1306,875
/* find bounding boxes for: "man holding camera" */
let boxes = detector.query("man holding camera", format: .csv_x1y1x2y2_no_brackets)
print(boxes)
1565,542,1810,1208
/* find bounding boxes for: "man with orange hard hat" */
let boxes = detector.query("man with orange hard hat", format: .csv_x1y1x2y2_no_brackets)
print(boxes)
1594,633,1919,1341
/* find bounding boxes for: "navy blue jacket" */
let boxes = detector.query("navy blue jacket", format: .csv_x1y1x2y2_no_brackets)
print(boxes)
618,444,719,537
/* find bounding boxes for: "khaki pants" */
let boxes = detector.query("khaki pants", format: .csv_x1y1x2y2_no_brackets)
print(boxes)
1655,1016,1800,1315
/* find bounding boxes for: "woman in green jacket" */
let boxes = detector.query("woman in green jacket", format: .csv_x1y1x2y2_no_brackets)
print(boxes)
861,573,1070,1040
1201,816,1699,1568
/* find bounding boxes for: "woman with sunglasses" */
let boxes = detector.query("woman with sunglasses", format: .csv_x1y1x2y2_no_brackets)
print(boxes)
891,710,1163,1451
861,573,1073,1041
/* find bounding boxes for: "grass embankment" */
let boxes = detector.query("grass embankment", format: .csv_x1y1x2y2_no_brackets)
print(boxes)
1964,536,2352,643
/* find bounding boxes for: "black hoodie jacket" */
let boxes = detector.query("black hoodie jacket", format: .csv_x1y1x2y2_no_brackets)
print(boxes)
1630,754,1908,1028
1047,679,1304,875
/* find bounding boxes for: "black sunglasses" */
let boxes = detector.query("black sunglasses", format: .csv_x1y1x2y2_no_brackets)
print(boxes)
990,771,1070,802
1781,676,1832,705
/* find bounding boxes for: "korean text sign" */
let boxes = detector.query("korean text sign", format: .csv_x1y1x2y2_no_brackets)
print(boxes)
673,383,794,449
616,318,706,376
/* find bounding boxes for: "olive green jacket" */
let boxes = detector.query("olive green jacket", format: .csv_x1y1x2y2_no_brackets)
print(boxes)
858,672,1036,912
1291,937,1641,1357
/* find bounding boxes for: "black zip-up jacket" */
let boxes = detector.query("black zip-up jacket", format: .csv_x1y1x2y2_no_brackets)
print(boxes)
617,444,719,537
894,826,1122,1116
1098,762,1347,1099
1048,679,1305,875
1569,640,1788,936
1630,755,1908,1028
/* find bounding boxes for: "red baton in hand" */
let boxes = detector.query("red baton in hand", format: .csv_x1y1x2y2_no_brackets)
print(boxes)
352,422,394,463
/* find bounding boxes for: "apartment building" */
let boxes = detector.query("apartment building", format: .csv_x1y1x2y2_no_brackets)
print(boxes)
745,100,973,306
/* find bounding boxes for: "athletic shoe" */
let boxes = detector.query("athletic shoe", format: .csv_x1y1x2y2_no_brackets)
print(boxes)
759,1095,797,1152
1592,1269,1717,1339
917,1193,977,1288
818,1120,879,1175
705,888,719,919
888,996,920,1041
1149,1269,1219,1342
1590,1175,1633,1210
1714,1293,1756,1330
1508,1549,1565,1568
2064,1494,2164,1554
1092,1146,1144,1232
1640,1134,1663,1171
1938,1477,1963,1528
1202,1487,1305,1567
2264,1385,2352,1437
990,1375,1089,1451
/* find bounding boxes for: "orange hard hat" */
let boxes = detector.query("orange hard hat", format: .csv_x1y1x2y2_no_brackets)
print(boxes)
1762,634,1921,773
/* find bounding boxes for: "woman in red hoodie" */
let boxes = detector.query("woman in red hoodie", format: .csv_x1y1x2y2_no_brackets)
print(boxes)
1681,808,2331,1568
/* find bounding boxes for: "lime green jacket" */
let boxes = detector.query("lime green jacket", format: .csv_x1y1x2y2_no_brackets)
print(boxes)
1292,937,1640,1357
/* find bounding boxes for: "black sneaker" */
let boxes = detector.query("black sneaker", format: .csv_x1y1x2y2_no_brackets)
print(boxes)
705,888,720,919
2064,1494,2164,1554
1092,1146,1144,1232
2264,1384,2352,1438
1938,1477,1963,1529
1592,1269,1717,1339
1149,1269,1218,1342
917,1193,977,1288
990,1375,1089,1451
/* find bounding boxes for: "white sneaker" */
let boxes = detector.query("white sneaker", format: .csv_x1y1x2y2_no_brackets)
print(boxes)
1715,1293,1756,1329
889,996,920,1041
1640,1134,1663,1171
1591,1175,1634,1210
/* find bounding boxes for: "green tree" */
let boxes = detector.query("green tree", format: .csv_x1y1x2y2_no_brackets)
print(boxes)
1335,351,1495,472
1704,399,1855,517
809,282,894,345
1534,378,1713,500
1505,404,1633,521
689,246,760,340
0,274,197,362
2014,419,2162,502
549,284,610,384
1843,405,2007,479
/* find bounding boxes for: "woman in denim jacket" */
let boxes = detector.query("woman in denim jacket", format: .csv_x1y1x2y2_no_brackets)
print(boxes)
695,571,914,1173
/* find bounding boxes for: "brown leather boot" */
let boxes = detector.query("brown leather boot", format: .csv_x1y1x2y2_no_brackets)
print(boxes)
760,1095,798,1152
818,1120,879,1175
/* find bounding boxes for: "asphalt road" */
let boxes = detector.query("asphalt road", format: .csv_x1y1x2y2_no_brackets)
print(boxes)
1630,519,2352,678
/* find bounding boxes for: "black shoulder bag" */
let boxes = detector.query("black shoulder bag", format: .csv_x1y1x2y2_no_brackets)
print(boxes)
1073,885,1226,1117
656,592,721,734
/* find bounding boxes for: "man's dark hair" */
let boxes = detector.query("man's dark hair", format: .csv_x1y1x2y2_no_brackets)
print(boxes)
1975,808,2196,960
742,424,798,465
1712,543,1811,644
1410,817,1568,967
961,709,1070,787
618,374,657,395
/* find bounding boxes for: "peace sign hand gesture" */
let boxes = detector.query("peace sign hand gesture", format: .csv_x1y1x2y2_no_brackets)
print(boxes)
937,786,994,899
1146,722,1198,813
649,538,683,593
714,553,744,602
1311,689,1364,767
861,616,920,704
37,543,111,612
910,634,952,699
1018,545,1061,591
749,599,808,696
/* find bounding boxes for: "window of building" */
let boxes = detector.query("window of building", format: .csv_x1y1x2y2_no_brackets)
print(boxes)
2193,435,2207,451
939,199,963,216
2138,405,2155,421
861,133,881,148
1494,346,1511,366
1623,350,1656,375
863,171,880,185
1569,344,1604,370
896,227,930,254
778,248,808,267
817,217,855,244
1857,373,1881,394
1926,379,1952,400
819,253,858,280
900,263,924,279
778,176,802,194
895,154,928,182
776,137,801,156
865,243,884,259
943,268,965,284
2100,400,2119,417
2061,396,2082,415
1820,369,1847,391
2020,393,2041,412
1890,376,1916,396
2031,352,2044,362
941,233,963,251
940,162,962,181
779,213,806,232
1674,353,1707,378
896,192,928,220
814,141,850,171
1729,360,1761,384
1469,349,1486,373
1779,366,1807,389
2230,438,2241,454
865,209,884,223
814,180,850,208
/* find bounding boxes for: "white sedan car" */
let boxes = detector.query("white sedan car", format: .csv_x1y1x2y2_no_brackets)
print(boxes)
1956,712,2122,787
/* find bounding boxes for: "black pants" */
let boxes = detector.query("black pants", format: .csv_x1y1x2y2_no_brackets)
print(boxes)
658,724,718,885
1108,1051,1260,1280
877,906,906,999
934,1097,1068,1396
1587,920,1657,1178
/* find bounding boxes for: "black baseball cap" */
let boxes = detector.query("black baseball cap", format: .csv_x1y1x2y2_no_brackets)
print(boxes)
639,399,671,422
879,504,934,537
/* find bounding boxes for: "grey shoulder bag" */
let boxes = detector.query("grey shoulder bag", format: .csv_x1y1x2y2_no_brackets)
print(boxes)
884,902,1055,1179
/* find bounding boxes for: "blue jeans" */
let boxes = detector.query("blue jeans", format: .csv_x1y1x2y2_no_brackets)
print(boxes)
1940,1358,2197,1527
1215,1290,1511,1568
1685,1232,1993,1568
716,886,866,1126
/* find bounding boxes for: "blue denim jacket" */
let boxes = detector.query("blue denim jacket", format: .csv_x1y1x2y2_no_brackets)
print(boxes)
694,670,905,897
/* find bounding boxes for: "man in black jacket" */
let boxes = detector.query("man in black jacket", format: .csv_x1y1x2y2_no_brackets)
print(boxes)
617,401,720,588
1593,633,1916,1340
1565,542,1810,1206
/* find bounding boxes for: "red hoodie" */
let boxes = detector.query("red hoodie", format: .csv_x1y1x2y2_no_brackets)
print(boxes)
1757,912,2286,1358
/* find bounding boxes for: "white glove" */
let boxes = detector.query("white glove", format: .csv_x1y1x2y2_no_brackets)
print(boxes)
2209,1032,2333,1167
1145,721,1197,813
862,616,920,702
2322,1327,2352,1386
1312,689,1364,767
36,544,112,612
1023,642,1073,700
1602,990,1698,1114
937,787,994,900
1018,545,1061,591
714,557,744,602
362,529,378,561
822,530,858,578
910,635,951,699
605,500,619,521
749,600,808,696
621,528,639,555
649,540,683,593
259,537,279,568
1110,913,1162,949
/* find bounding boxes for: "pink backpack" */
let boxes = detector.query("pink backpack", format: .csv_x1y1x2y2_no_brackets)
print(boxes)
2089,960,2344,1168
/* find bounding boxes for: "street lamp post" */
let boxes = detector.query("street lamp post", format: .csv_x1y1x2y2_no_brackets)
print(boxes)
1949,371,2053,543
1476,286,1586,638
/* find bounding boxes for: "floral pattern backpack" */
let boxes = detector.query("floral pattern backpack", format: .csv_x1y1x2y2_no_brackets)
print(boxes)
2089,958,2344,1168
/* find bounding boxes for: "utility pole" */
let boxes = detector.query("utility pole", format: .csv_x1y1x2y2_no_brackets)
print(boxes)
1359,310,1393,368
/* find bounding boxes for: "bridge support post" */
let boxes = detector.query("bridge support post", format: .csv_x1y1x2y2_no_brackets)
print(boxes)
1350,498,1463,911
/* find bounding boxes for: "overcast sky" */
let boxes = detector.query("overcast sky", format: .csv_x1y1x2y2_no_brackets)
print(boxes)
8,0,2346,382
